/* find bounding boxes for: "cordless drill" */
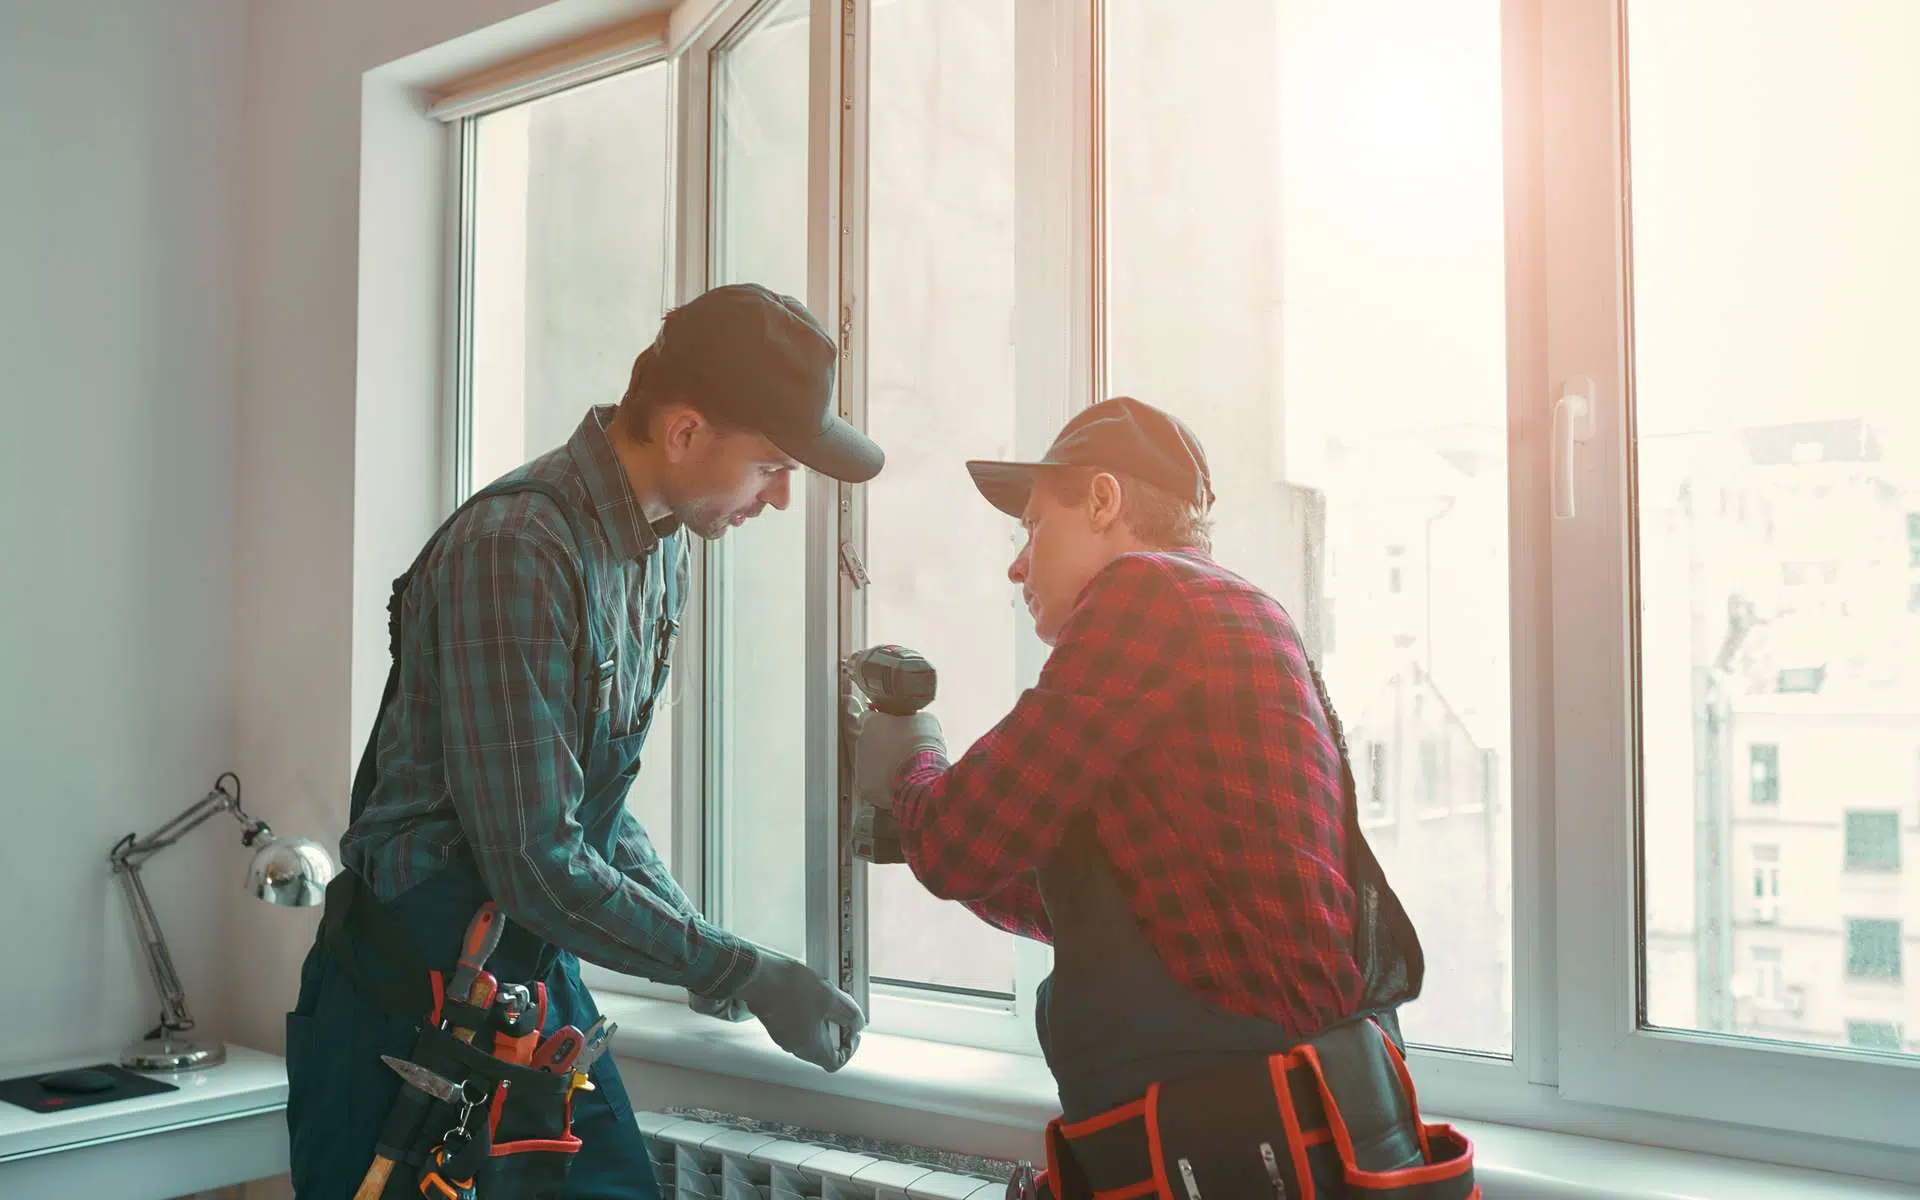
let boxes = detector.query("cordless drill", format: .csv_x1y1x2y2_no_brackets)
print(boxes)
845,644,938,864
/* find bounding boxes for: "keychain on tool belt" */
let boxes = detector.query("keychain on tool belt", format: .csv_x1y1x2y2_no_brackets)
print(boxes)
418,1079,492,1200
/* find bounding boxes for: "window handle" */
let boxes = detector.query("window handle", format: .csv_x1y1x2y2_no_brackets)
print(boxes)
1552,376,1596,520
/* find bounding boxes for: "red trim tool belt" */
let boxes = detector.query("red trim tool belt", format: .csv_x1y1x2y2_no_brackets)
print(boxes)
1035,1019,1476,1200
344,900,598,1199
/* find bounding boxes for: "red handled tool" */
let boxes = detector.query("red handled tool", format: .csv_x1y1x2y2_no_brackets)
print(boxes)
530,1024,586,1074
446,902,503,1009
494,1028,539,1066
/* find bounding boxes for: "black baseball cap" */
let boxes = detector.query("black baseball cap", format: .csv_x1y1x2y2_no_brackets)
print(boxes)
966,396,1215,519
635,283,884,483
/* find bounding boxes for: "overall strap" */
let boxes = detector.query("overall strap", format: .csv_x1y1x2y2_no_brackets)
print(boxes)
1305,659,1424,1046
349,477,601,826
662,528,684,620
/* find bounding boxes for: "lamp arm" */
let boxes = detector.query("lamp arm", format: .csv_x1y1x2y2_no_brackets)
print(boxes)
110,772,264,869
106,772,260,1040
112,852,197,1036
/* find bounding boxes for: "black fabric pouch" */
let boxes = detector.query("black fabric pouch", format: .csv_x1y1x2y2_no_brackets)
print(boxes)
373,1021,581,1199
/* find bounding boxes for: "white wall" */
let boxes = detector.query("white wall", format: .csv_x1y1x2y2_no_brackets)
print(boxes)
0,0,245,1068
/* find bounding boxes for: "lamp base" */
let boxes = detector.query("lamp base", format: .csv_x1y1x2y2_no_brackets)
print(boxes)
120,1033,226,1072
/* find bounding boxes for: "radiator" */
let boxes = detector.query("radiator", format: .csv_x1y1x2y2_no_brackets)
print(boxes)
636,1108,1018,1200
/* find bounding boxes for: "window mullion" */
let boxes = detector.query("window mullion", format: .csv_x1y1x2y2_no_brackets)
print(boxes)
673,37,714,924
808,0,868,1014
1542,0,1642,1095
1499,0,1558,1090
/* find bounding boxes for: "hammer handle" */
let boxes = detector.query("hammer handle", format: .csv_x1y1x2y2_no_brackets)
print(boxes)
353,1154,396,1199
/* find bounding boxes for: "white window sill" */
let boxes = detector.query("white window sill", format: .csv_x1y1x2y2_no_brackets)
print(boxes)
600,992,1060,1137
599,994,1920,1199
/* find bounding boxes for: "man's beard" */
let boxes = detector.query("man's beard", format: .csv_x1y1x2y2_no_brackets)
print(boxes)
680,500,762,540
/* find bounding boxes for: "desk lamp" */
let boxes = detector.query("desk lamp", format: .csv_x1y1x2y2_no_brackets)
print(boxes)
108,771,336,1071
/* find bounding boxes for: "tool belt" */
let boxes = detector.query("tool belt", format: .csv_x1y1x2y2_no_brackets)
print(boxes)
364,988,586,1198
1032,1019,1475,1200
322,872,587,1198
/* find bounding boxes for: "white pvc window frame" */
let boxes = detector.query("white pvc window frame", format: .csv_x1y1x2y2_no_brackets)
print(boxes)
1535,0,1920,1155
825,0,1098,1057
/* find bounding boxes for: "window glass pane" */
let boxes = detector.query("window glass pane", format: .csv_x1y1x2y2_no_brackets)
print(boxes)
1748,744,1780,806
1748,945,1784,1007
1106,0,1513,1055
709,0,811,958
1844,811,1902,872
1847,1020,1905,1052
1844,919,1903,982
468,63,678,872
1630,0,1920,1061
863,0,1021,996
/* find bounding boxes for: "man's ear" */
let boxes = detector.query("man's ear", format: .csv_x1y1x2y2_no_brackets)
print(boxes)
1087,472,1125,533
656,406,703,461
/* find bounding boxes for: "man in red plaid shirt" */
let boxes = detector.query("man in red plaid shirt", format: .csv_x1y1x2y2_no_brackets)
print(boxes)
854,397,1466,1199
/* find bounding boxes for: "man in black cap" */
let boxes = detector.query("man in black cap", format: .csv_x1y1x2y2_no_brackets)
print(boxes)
853,397,1467,1198
286,284,877,1199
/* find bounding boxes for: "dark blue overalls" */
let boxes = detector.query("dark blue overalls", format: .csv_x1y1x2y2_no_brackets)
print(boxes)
1029,666,1477,1199
285,477,676,1199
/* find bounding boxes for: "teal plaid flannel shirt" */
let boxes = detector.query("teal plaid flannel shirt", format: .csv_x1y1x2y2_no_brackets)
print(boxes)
340,405,758,1000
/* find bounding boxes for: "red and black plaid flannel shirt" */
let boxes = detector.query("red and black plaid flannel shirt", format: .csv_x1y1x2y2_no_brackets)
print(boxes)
893,549,1362,1038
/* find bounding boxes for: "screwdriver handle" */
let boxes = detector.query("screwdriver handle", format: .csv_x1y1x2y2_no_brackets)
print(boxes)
446,902,504,1006
456,904,501,980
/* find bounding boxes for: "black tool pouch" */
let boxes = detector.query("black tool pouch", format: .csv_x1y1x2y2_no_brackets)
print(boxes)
321,875,583,1198
372,1020,582,1199
1042,1020,1475,1200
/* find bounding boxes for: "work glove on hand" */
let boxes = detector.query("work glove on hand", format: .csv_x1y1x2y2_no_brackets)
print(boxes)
738,949,867,1072
853,711,945,812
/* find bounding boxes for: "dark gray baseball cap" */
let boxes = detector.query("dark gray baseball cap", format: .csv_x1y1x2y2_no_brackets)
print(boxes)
635,283,884,483
967,396,1215,519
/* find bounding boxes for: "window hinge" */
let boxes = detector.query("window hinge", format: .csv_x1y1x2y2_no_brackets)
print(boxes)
838,540,870,588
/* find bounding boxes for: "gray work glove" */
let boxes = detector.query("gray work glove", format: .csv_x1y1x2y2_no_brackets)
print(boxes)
738,949,867,1072
853,711,946,812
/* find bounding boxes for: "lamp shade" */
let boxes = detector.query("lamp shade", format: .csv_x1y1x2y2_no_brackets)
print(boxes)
245,833,336,907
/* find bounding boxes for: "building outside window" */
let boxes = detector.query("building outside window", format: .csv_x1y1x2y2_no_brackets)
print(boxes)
1847,1021,1905,1052
1363,740,1392,825
1845,919,1904,981
1750,844,1780,924
1844,810,1901,872
1750,945,1783,1007
1749,744,1780,806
